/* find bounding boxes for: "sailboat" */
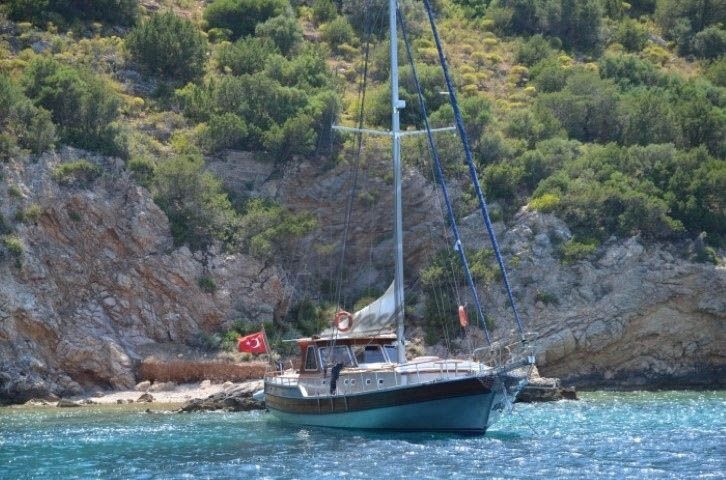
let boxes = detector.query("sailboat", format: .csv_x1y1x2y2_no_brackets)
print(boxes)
263,0,535,434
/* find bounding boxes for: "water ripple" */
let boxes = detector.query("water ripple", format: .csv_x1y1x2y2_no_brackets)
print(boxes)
0,391,724,479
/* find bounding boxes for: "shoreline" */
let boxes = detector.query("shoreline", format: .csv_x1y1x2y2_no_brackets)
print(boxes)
3,380,262,409
3,382,724,410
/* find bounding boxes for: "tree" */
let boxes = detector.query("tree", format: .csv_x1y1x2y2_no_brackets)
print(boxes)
0,74,55,156
613,17,649,52
321,16,356,52
23,58,121,155
153,154,237,250
204,0,288,40
618,88,682,146
255,14,303,55
692,26,726,60
215,37,278,76
126,12,208,82
537,70,620,142
6,0,138,26
200,113,248,153
516,34,555,66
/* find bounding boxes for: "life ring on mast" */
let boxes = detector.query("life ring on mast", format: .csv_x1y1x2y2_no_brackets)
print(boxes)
334,310,353,332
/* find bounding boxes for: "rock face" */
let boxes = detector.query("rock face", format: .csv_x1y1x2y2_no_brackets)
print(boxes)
178,380,264,412
468,209,725,389
1,147,723,403
0,149,288,403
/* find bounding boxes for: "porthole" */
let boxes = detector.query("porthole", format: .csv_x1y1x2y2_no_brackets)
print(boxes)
343,379,349,385
351,379,356,385
378,379,384,384
366,379,371,385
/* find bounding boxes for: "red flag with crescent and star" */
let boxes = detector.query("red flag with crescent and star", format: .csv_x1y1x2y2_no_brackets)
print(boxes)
237,331,267,354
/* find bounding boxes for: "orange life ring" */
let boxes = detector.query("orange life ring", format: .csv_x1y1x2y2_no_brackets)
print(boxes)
458,305,469,328
334,310,353,332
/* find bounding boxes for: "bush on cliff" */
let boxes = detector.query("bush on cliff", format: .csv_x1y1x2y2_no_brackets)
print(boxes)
51,160,101,187
23,58,123,156
0,74,55,157
126,12,208,83
204,0,288,40
4,0,138,26
152,154,237,250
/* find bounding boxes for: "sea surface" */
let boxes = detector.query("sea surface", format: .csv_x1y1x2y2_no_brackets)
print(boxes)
0,391,723,479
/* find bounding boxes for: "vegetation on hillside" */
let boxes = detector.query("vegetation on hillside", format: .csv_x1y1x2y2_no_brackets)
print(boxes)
0,0,723,342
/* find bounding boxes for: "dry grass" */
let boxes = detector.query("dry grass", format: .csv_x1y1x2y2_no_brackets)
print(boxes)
138,360,268,383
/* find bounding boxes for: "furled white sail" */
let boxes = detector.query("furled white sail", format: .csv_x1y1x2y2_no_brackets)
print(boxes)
320,281,397,338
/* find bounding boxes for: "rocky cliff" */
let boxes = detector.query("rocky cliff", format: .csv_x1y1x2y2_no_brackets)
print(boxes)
480,210,724,389
1,149,723,403
0,149,287,403
216,153,725,390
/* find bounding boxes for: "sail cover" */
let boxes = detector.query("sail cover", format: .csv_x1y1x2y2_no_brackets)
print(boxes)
320,282,397,338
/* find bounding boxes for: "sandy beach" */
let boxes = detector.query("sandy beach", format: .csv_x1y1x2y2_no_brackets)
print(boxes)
11,379,264,409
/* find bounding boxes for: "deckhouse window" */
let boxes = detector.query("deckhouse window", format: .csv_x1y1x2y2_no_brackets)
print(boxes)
318,345,356,367
304,346,317,371
384,344,399,363
354,345,387,364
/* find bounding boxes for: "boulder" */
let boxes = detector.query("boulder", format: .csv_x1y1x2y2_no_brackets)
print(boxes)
178,380,264,412
136,393,155,403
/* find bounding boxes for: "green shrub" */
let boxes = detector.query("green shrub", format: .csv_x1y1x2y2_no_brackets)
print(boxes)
127,156,156,187
23,58,122,155
215,37,278,76
705,58,726,87
1,234,24,257
0,74,55,155
529,193,560,212
152,154,237,250
15,203,42,224
237,198,316,260
288,299,328,336
126,12,208,83
537,70,620,143
531,57,569,93
598,53,663,89
312,0,337,24
559,238,598,263
7,185,23,198
692,27,726,60
483,162,525,202
321,16,356,52
613,17,649,52
491,0,604,52
255,14,302,55
51,160,101,186
6,0,138,26
198,276,217,293
618,88,682,146
204,0,288,40
516,35,555,67
263,113,316,158
201,113,248,153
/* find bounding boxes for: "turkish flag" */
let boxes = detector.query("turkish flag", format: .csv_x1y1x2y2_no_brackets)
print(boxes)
237,331,267,354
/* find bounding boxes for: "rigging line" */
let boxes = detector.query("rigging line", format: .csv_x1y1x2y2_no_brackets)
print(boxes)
421,0,525,341
397,4,491,345
333,2,379,310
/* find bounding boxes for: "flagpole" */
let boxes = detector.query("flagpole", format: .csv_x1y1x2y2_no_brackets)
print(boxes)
260,323,275,372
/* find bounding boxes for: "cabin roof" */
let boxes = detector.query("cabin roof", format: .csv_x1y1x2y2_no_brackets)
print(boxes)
288,334,397,346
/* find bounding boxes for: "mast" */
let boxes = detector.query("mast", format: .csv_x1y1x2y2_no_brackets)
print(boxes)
390,0,406,364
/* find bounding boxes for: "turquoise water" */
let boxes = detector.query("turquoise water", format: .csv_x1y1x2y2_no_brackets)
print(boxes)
1,391,724,479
